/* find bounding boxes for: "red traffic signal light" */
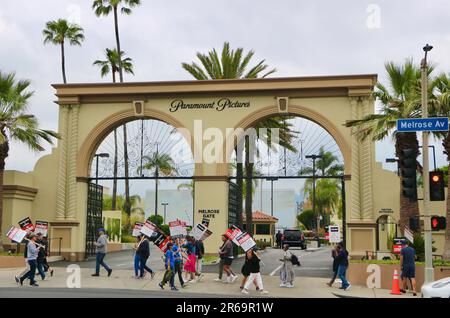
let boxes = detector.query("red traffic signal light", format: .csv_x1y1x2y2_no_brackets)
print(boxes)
430,171,445,201
432,175,440,182
431,216,446,231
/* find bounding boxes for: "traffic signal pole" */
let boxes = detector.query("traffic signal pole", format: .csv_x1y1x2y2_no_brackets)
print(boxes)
421,44,434,284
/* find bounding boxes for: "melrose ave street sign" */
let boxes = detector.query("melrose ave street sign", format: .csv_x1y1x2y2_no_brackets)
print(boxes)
397,117,449,132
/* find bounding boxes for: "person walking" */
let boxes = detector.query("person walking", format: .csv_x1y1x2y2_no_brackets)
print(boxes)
335,242,351,291
326,245,340,287
92,228,112,277
195,238,205,279
182,236,197,283
40,236,54,277
19,233,40,287
36,233,46,280
218,234,237,284
214,237,237,282
15,234,30,284
241,249,269,294
279,244,295,288
400,241,417,296
159,243,178,291
137,235,155,279
173,238,185,288
132,236,141,278
275,230,283,249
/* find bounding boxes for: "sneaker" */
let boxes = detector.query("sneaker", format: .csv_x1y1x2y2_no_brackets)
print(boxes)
50,269,54,277
158,283,164,290
241,289,249,294
260,290,269,294
344,284,351,291
326,282,332,287
197,273,204,280
412,292,417,296
279,283,287,287
31,283,39,287
91,274,100,277
214,278,222,282
286,284,294,288
171,286,179,291
14,276,20,284
230,275,238,283
107,269,112,277
150,272,155,279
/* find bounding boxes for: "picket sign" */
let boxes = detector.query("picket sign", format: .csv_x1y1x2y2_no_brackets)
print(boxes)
190,223,207,240
140,220,157,238
235,232,257,252
169,220,187,238
7,226,27,243
34,221,49,237
132,222,144,237
18,217,34,232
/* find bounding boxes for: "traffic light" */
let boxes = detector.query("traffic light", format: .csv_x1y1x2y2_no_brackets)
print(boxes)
431,216,446,231
400,148,417,201
430,171,445,201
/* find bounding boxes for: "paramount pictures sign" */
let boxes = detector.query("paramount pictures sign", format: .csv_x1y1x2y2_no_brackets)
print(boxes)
169,98,250,112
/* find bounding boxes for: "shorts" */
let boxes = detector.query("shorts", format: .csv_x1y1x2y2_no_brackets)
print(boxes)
223,257,233,266
402,266,415,279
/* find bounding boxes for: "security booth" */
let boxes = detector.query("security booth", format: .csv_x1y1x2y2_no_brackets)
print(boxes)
243,211,278,246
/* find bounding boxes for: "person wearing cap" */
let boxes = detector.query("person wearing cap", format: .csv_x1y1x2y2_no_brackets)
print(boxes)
19,233,40,287
159,242,178,291
92,228,112,277
400,241,417,296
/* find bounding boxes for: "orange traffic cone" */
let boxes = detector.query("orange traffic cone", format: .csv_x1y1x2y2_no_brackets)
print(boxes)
390,269,401,295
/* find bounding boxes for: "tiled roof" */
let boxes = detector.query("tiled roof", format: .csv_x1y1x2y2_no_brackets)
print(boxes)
243,211,278,222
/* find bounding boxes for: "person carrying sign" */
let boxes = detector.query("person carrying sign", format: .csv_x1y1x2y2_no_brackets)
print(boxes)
136,235,155,279
173,237,185,288
241,249,269,294
92,228,112,277
182,236,197,283
195,238,205,279
19,233,40,287
218,234,237,284
35,233,47,280
159,242,178,291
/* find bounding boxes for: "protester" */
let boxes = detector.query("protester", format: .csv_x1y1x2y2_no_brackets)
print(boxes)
326,244,340,287
400,241,417,296
92,228,112,277
218,234,237,283
136,235,155,279
275,230,283,249
36,233,46,280
239,250,259,291
279,244,295,288
241,249,269,294
40,236,53,277
195,238,205,279
132,236,141,278
159,242,178,291
173,237,185,288
19,233,40,287
182,236,197,283
336,242,351,291
15,234,30,284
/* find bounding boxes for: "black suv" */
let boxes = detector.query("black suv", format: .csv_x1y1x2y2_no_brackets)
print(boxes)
281,229,307,249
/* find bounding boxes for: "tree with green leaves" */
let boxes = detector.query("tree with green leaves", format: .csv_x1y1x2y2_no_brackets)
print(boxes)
43,19,85,84
0,72,59,250
139,153,178,217
93,48,134,210
345,59,432,234
182,42,296,233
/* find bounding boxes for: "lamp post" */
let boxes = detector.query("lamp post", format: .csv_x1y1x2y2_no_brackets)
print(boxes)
94,153,110,185
421,43,434,283
162,203,169,224
305,154,323,234
266,177,278,217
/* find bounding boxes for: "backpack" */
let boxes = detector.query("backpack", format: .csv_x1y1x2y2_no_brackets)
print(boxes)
291,253,301,266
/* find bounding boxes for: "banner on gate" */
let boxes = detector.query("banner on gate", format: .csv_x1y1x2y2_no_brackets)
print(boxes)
34,221,49,237
132,222,144,237
18,217,34,232
7,226,28,243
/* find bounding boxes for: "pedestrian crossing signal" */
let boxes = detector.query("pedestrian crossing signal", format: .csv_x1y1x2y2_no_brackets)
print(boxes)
431,216,446,231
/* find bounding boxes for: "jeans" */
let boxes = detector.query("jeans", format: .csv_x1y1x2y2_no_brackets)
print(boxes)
133,253,140,277
21,260,37,285
337,265,349,288
37,259,46,280
174,261,184,286
139,256,153,277
95,253,111,275
161,268,174,287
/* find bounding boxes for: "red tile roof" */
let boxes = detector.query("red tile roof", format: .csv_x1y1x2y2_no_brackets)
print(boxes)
243,211,278,222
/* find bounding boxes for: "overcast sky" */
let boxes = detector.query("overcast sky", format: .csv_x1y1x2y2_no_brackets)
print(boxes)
1,0,450,172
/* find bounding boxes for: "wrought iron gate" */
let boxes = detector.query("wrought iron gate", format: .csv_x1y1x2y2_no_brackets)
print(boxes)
228,182,239,228
86,182,103,256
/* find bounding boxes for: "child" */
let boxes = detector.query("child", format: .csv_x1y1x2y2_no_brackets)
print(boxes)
241,249,268,294
159,243,178,291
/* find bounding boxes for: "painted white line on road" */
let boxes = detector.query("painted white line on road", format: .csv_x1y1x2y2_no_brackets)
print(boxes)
269,265,283,276
295,267,330,270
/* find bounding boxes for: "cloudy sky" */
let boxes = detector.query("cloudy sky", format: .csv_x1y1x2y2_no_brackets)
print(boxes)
1,0,450,172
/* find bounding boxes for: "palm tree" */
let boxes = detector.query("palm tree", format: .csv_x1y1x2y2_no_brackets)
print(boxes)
0,72,59,250
182,42,296,234
139,153,178,217
92,0,140,82
177,181,194,198
43,19,84,84
93,0,141,216
345,60,431,234
429,73,450,259
93,48,134,210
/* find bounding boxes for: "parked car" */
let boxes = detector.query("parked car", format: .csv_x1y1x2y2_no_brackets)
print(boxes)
421,277,450,298
281,229,307,249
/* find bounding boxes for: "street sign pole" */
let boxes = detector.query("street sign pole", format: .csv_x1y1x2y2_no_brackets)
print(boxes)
421,44,434,284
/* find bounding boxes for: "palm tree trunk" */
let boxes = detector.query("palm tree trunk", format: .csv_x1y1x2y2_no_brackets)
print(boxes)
123,124,130,215
112,129,118,211
113,6,124,83
60,42,67,84
245,137,253,236
0,141,9,251
236,147,244,229
155,170,159,217
396,132,420,234
442,134,450,259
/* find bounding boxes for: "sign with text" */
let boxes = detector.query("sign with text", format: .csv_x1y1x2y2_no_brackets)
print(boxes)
7,226,27,243
236,232,257,252
132,222,144,237
140,220,157,238
201,218,210,228
200,229,213,241
190,223,207,240
397,117,449,132
169,220,187,238
34,221,49,237
225,226,243,245
328,225,341,243
393,238,407,254
18,217,34,232
169,98,250,113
